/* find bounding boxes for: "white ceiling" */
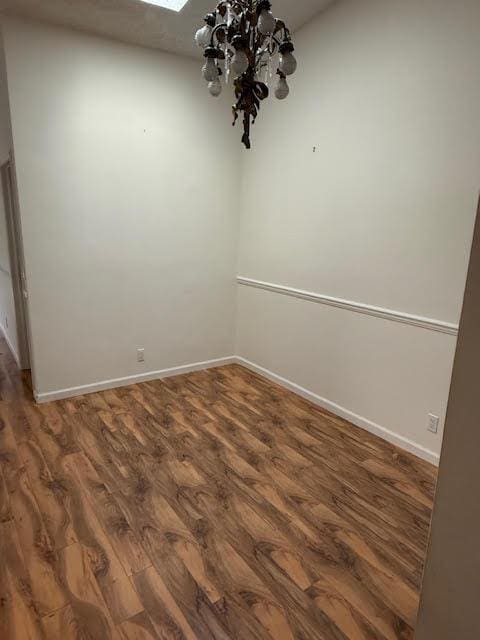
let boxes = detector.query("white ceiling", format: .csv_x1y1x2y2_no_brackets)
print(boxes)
0,0,335,58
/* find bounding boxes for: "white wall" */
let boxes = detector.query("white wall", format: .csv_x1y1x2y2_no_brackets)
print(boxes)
416,201,480,640
236,0,480,462
0,31,19,362
1,17,240,396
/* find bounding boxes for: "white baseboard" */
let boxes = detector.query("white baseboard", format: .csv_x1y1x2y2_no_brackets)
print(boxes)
0,323,21,368
33,351,439,466
235,356,440,466
34,356,236,403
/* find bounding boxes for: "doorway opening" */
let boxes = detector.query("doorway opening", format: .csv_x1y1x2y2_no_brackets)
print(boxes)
0,156,32,375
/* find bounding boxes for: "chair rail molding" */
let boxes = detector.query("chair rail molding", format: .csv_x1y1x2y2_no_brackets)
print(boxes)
237,276,459,336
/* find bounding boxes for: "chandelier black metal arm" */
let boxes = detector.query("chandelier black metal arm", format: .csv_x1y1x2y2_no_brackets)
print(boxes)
209,22,228,47
195,0,298,148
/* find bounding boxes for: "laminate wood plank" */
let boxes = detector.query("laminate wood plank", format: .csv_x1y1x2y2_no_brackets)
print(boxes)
55,542,119,639
8,465,68,615
210,538,296,640
7,401,35,443
18,402,44,442
65,411,133,495
130,524,228,640
231,494,314,590
117,480,223,606
0,464,11,522
309,577,390,640
61,455,144,624
41,604,82,640
97,409,123,432
125,384,204,442
360,458,434,508
0,402,69,616
116,611,161,640
311,566,413,640
45,595,157,640
0,520,46,640
86,393,112,413
64,451,151,576
297,459,431,545
102,389,131,415
0,362,17,401
270,457,428,584
307,501,424,591
18,439,77,549
26,403,80,472
0,402,21,487
132,566,198,640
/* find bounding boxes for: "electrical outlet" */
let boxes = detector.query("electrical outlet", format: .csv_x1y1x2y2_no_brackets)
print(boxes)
137,348,145,363
427,413,439,434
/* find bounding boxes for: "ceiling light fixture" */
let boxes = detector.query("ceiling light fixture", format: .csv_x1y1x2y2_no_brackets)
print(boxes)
139,0,189,12
195,1,297,149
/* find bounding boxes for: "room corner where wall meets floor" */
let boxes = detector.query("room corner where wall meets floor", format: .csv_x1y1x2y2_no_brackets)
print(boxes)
34,345,443,466
235,0,480,465
235,356,442,466
0,15,241,400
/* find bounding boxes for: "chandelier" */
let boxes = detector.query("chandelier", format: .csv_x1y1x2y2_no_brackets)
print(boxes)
194,1,297,149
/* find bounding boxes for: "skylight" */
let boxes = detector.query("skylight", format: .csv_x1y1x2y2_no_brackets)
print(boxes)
139,0,190,11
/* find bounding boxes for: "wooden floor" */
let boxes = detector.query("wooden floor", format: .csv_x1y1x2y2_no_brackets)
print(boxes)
0,338,436,640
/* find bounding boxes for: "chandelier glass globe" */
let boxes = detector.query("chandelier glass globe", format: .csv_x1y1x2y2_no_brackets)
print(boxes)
208,79,222,97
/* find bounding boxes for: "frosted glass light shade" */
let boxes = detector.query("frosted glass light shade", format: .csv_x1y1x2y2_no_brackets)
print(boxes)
275,77,289,100
258,9,276,35
208,79,222,97
279,51,297,76
231,50,249,76
195,25,212,48
203,57,218,82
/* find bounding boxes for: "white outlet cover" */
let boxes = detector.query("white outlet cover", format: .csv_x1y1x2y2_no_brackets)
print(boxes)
427,414,440,434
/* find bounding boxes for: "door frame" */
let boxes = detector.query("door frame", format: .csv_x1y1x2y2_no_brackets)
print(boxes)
1,153,32,371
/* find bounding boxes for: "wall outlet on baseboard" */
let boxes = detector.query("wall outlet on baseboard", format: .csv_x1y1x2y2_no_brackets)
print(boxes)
137,348,145,363
427,413,440,434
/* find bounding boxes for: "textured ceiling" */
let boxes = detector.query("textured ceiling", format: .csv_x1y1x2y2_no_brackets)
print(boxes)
0,0,335,58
